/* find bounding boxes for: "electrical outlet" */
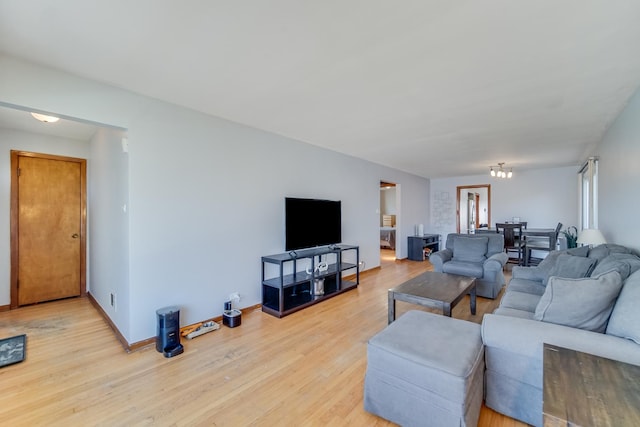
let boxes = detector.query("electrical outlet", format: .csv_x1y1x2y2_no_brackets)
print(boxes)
229,292,240,303
110,292,116,311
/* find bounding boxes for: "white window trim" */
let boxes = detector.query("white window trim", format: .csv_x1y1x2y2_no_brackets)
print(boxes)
579,157,598,230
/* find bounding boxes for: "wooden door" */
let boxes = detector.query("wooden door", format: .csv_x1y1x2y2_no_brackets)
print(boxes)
10,151,86,308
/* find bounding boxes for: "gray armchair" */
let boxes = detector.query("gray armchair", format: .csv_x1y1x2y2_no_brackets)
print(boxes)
430,233,508,299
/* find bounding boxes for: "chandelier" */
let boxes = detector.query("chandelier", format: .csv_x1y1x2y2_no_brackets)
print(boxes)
489,162,513,179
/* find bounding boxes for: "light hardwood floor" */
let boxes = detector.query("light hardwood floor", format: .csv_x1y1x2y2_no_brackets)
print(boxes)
0,250,525,426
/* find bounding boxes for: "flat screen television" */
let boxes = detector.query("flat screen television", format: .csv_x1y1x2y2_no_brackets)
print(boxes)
285,197,342,251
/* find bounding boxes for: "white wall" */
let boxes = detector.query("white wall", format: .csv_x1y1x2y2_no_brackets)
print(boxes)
0,128,90,306
1,55,430,343
591,88,640,252
125,102,430,342
430,166,579,237
88,127,130,337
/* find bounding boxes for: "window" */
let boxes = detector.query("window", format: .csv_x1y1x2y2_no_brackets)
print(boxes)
580,157,598,230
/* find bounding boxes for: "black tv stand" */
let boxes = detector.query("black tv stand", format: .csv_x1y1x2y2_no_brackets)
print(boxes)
261,245,359,318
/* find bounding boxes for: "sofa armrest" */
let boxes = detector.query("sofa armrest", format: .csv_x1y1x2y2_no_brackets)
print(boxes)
430,249,452,272
512,265,544,281
481,314,640,366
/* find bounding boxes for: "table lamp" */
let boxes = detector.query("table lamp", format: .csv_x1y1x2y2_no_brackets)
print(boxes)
577,229,606,247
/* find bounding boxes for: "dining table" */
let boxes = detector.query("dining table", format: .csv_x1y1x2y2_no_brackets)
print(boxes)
474,227,557,265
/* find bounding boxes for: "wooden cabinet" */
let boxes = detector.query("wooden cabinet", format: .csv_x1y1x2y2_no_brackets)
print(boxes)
261,245,359,317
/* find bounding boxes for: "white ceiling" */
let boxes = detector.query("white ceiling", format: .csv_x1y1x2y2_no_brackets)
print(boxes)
1,1,640,178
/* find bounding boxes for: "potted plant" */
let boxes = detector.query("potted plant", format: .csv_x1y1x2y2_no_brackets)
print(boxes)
562,226,578,248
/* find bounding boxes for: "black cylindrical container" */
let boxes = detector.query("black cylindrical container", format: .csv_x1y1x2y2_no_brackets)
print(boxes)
223,309,242,328
156,306,184,357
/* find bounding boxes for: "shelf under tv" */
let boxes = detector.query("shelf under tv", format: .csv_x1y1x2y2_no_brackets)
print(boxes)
261,245,359,317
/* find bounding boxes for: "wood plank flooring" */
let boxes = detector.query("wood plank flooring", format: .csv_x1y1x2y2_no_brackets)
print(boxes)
0,250,525,426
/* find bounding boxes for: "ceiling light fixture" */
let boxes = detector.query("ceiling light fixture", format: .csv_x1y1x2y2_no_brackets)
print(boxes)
31,112,60,123
489,162,513,179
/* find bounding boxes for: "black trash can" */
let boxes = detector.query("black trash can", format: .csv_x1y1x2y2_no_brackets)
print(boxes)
156,306,184,357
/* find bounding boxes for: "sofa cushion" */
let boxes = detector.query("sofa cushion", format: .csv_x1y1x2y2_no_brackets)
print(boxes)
585,244,633,263
587,244,611,262
442,260,484,278
612,253,640,272
606,269,640,344
492,307,536,320
586,243,632,263
533,270,623,332
609,244,635,254
452,236,488,263
544,253,597,285
507,278,546,296
499,290,542,313
536,250,564,279
591,253,640,281
591,257,631,281
566,245,591,257
538,247,589,285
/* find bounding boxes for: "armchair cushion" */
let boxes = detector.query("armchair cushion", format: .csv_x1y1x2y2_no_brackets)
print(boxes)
442,261,484,278
533,270,623,333
452,236,488,263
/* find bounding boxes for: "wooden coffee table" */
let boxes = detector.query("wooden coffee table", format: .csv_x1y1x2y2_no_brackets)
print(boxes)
388,271,476,323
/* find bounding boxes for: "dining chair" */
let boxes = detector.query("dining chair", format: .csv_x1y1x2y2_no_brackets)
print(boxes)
513,221,527,243
525,222,562,266
496,223,527,266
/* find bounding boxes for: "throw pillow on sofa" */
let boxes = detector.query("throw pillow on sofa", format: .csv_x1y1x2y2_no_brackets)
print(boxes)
591,252,640,281
533,270,623,333
452,236,488,263
544,253,597,285
538,247,590,285
606,269,640,344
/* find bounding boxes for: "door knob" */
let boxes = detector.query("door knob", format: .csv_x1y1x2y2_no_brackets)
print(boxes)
72,233,79,239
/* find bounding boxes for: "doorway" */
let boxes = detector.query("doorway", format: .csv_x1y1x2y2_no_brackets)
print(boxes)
10,150,87,308
380,181,399,265
456,184,491,233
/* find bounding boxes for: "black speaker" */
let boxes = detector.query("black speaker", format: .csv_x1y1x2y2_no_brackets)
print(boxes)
156,306,184,357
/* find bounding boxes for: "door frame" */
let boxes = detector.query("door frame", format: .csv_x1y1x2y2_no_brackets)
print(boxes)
10,150,87,309
456,184,491,233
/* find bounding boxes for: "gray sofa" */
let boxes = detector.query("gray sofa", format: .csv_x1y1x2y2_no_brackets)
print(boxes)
482,244,640,426
430,233,508,299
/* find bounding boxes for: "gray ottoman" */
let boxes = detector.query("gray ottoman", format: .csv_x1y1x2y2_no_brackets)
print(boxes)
364,310,484,427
